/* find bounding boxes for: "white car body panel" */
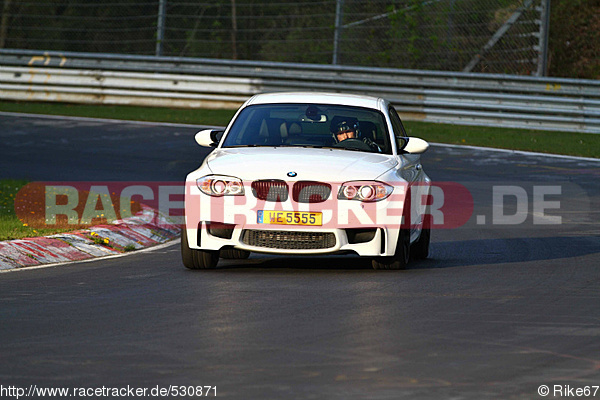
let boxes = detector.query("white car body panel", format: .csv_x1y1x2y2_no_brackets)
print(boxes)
203,147,398,182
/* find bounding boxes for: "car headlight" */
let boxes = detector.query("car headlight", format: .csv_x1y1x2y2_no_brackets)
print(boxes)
338,181,393,202
197,175,245,196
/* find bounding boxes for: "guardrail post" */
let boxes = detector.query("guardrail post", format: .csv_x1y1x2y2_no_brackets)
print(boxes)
332,0,344,65
231,0,238,60
536,0,551,77
155,0,167,57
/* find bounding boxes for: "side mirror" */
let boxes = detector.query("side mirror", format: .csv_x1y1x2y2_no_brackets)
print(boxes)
397,137,429,154
195,129,224,147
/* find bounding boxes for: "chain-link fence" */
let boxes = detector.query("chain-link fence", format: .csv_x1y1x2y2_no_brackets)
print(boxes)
0,0,549,75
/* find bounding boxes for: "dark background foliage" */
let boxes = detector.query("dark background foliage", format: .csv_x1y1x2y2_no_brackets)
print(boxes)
548,0,600,79
0,0,597,78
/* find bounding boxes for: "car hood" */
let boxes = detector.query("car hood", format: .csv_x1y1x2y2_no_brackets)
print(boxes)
204,147,397,182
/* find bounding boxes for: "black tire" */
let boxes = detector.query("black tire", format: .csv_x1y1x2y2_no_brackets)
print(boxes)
181,230,196,269
411,201,431,260
181,230,219,269
220,248,251,259
372,228,410,270
411,228,430,260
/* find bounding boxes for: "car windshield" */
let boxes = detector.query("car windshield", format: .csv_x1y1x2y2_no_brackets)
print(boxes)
221,103,392,154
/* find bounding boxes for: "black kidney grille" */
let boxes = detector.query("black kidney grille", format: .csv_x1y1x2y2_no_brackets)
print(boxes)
292,181,331,203
251,180,289,202
241,230,336,250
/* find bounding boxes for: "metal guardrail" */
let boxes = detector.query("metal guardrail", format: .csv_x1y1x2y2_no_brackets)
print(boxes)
1,49,599,133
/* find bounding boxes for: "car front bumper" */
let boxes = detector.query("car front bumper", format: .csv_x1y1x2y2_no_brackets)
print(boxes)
184,222,402,257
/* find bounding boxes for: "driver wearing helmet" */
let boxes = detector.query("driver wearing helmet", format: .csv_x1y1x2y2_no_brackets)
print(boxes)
334,120,358,143
333,120,381,152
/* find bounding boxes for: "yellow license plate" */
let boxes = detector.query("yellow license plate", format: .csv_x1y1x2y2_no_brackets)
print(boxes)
257,210,322,226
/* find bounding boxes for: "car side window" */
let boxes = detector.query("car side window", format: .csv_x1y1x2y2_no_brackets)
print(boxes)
389,106,407,136
389,106,409,151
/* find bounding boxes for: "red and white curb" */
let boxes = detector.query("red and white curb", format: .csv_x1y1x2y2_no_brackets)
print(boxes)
0,205,181,271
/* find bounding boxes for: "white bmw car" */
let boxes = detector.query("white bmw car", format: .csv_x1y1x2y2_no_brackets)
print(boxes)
182,92,431,270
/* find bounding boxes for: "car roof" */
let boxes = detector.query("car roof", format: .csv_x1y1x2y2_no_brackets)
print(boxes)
244,92,385,110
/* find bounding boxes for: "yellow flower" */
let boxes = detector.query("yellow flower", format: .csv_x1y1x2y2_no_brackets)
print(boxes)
103,238,110,244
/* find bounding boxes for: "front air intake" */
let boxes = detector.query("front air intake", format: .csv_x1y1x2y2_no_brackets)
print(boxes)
292,181,331,203
251,180,289,202
241,229,336,250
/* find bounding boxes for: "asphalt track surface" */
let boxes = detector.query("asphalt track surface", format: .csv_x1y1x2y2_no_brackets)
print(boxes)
1,113,599,399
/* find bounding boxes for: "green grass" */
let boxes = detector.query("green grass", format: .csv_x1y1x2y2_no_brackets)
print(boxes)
405,122,600,159
1,100,598,158
0,179,142,241
0,179,73,241
0,100,237,127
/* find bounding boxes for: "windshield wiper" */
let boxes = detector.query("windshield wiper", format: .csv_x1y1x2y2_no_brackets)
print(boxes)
272,144,331,149
333,146,367,152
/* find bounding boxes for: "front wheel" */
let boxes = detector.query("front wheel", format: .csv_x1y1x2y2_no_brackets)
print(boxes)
372,228,410,270
181,230,219,269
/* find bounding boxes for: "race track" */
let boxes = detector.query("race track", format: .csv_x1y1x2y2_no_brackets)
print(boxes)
1,113,599,399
